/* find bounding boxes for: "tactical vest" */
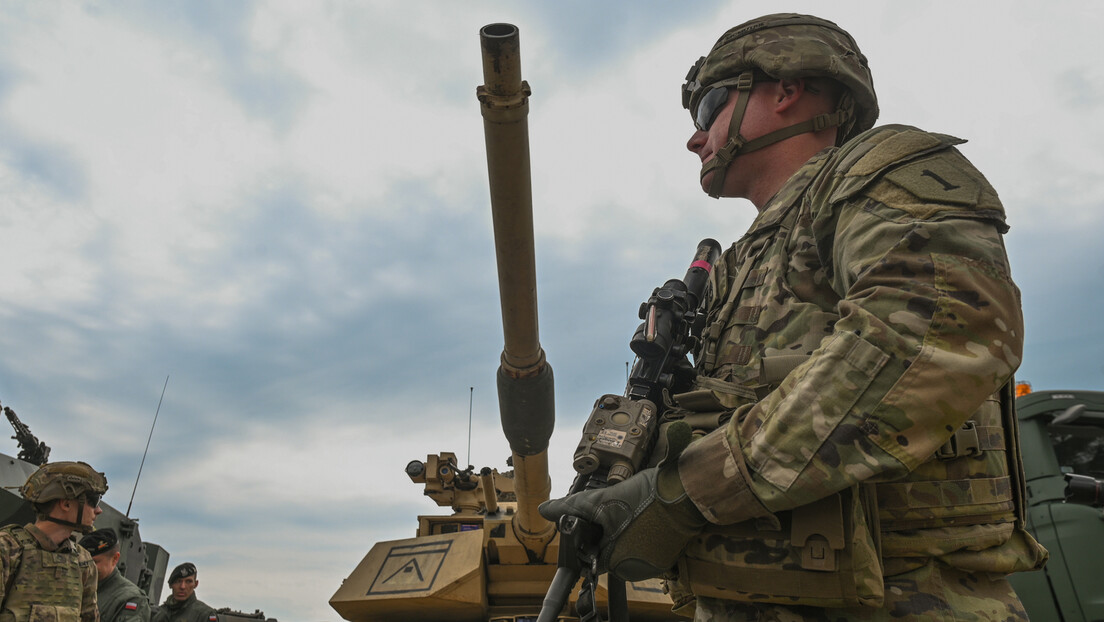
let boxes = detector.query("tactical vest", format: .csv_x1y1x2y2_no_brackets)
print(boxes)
0,526,92,622
666,126,1046,609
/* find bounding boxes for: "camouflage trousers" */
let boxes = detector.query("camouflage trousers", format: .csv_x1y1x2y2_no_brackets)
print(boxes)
692,561,1028,621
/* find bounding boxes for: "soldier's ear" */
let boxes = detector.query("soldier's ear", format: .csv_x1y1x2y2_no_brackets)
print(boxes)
774,79,805,113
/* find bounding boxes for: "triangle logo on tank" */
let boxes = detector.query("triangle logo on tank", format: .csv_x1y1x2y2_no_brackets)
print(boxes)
367,540,452,594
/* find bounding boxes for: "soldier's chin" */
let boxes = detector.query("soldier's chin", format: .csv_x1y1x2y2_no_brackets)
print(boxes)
699,168,729,196
699,172,713,194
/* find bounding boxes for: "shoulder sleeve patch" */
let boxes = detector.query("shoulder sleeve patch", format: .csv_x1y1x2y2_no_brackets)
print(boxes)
849,129,963,177
850,130,942,176
883,158,981,206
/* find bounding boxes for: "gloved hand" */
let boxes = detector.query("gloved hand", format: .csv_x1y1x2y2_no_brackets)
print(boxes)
539,423,706,581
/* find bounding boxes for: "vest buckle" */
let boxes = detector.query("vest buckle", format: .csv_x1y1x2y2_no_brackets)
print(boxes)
936,420,981,459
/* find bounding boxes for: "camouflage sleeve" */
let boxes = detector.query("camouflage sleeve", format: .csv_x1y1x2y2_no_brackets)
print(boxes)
680,144,1021,522
80,550,100,622
0,532,17,601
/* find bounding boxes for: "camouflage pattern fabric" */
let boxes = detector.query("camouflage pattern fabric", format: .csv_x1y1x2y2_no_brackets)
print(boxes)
674,124,1047,613
151,594,214,622
96,569,150,622
692,559,1027,621
686,13,878,144
0,524,98,622
20,462,107,505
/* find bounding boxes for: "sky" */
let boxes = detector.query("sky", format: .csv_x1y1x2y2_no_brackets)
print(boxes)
1,1,1103,620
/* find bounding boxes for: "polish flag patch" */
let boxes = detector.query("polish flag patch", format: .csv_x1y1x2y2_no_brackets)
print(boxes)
124,602,138,611
208,616,218,621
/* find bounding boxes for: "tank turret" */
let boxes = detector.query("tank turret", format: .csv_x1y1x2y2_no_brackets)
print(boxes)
329,24,676,622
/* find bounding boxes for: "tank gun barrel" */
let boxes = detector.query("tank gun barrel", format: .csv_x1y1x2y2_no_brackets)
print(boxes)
328,26,677,620
477,23,555,559
478,23,543,376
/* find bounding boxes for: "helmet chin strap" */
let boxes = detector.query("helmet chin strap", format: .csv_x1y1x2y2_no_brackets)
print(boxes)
699,71,852,198
43,500,94,534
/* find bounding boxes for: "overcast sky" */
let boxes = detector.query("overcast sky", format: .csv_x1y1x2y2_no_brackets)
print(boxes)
2,2,1102,620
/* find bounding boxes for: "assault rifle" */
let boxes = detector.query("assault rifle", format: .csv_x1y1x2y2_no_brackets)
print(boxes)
539,238,722,622
3,401,52,466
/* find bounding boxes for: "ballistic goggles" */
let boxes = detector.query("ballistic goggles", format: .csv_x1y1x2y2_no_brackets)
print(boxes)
683,58,778,132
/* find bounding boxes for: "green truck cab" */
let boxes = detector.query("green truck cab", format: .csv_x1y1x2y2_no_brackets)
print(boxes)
1010,389,1104,620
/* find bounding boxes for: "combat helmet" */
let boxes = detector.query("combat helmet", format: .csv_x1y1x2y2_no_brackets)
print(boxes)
21,461,108,533
682,13,879,197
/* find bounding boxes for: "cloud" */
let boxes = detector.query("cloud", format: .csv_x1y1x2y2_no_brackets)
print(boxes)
3,2,1104,620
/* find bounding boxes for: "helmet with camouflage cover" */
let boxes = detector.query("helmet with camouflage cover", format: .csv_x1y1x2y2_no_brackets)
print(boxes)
682,13,879,197
21,461,107,533
20,461,108,504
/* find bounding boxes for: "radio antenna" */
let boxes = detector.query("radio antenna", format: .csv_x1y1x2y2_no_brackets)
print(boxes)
466,387,474,467
127,375,168,517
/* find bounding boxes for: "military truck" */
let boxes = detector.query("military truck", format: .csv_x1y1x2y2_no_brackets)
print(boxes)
1009,388,1104,620
329,23,677,622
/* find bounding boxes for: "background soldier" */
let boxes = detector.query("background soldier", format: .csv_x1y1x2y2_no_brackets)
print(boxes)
541,12,1049,621
81,528,151,622
152,562,216,622
0,461,106,622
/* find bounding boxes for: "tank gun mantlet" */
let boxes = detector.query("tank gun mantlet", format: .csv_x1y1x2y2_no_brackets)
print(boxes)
406,453,556,565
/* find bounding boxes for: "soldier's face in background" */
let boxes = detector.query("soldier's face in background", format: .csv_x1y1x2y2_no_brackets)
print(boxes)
81,493,103,529
55,495,103,530
92,551,120,582
172,576,198,601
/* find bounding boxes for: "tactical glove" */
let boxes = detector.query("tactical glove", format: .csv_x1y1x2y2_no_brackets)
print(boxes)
539,424,706,581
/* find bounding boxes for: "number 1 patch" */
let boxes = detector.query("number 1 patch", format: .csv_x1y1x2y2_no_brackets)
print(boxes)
884,158,981,207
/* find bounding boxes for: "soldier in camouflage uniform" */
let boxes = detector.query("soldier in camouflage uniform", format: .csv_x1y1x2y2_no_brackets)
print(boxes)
152,563,216,622
541,13,1048,621
0,461,106,622
80,529,151,622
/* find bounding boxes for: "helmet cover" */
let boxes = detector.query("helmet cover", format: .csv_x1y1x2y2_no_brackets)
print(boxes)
685,13,879,141
20,461,108,504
